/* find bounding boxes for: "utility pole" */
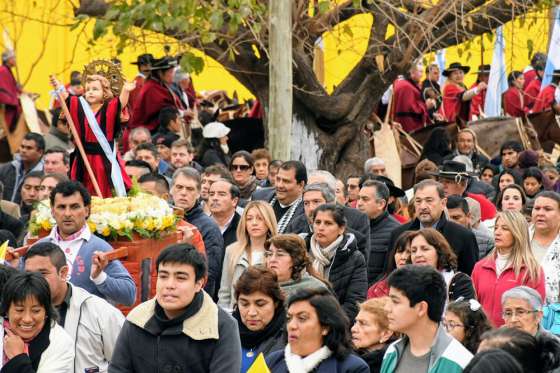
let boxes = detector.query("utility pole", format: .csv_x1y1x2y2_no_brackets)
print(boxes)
268,0,292,161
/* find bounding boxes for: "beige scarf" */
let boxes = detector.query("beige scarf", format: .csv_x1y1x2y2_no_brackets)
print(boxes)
310,234,344,276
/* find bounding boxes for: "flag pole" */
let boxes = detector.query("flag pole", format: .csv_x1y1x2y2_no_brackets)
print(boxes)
51,76,103,198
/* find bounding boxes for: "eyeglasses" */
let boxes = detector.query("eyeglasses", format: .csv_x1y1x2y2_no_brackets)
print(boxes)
264,250,290,258
442,321,464,330
230,164,251,171
502,309,538,319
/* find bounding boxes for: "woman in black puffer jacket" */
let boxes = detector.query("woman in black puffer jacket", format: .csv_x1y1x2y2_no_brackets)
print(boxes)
301,204,367,322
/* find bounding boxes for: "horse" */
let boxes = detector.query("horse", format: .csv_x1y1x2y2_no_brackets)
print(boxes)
527,110,560,153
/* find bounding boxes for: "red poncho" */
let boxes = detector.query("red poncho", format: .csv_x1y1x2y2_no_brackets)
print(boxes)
439,83,468,123
392,78,429,133
67,96,132,198
469,83,486,120
0,64,21,131
503,86,527,117
532,84,557,113
523,68,537,90
524,78,541,110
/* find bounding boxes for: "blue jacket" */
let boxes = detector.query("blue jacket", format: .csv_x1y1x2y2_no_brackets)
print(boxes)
185,201,224,297
266,351,369,373
39,233,136,306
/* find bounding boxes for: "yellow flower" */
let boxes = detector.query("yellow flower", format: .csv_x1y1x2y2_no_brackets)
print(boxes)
41,220,53,231
101,227,111,236
88,221,97,232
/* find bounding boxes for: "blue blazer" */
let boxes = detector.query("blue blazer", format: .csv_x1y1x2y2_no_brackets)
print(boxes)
266,350,369,373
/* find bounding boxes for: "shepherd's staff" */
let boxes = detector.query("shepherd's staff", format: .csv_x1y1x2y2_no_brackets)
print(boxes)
50,75,103,198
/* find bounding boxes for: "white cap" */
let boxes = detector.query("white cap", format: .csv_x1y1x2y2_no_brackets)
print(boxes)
202,121,230,139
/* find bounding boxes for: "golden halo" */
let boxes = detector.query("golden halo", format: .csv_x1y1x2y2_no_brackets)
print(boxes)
82,60,124,97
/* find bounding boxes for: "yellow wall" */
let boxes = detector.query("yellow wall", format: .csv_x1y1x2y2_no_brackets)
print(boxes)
0,1,552,111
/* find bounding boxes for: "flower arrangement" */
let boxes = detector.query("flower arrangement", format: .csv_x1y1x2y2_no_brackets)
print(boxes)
29,194,179,241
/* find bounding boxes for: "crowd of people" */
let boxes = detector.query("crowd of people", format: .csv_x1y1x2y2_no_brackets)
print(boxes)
1,48,560,373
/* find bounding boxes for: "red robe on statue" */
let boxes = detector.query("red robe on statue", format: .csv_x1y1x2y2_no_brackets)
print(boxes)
439,83,468,124
502,87,527,117
0,64,21,131
67,96,132,198
469,83,486,120
532,84,557,113
524,78,541,110
392,78,429,133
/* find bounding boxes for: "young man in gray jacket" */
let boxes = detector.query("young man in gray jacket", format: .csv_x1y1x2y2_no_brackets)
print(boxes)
24,242,125,373
110,243,241,373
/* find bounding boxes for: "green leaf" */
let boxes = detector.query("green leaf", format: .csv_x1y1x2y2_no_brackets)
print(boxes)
93,19,109,40
318,1,330,14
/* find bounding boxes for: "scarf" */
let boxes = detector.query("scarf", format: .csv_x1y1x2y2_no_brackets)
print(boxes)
271,196,302,234
238,176,257,199
2,319,51,370
284,344,332,373
148,291,204,335
310,234,344,276
232,306,286,349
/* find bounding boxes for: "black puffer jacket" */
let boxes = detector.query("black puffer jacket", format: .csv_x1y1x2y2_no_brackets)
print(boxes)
302,232,367,322
367,211,401,285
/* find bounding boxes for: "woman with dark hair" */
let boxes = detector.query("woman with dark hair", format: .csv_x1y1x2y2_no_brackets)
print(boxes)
0,272,74,372
233,267,286,372
408,228,475,301
444,297,492,354
265,234,328,300
266,288,369,372
367,231,412,299
197,121,231,167
485,184,527,231
301,204,367,321
503,70,527,118
480,164,499,185
229,151,258,200
419,127,452,165
522,167,545,204
351,298,394,372
478,327,560,373
463,349,523,373
493,169,522,199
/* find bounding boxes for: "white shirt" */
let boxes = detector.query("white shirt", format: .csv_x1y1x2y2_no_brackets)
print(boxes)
48,225,91,280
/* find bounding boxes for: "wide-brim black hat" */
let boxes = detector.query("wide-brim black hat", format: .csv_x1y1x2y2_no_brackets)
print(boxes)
548,69,560,77
149,56,179,71
476,64,491,74
429,160,473,180
131,53,154,66
370,175,405,197
442,62,470,77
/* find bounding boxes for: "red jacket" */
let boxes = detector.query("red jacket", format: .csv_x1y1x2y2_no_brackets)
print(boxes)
467,192,496,221
532,84,557,113
367,277,389,299
439,83,468,123
503,86,527,117
524,78,541,110
392,78,429,133
469,83,486,120
523,68,537,90
471,255,545,327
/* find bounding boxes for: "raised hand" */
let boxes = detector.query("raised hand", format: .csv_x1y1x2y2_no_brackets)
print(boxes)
122,81,136,92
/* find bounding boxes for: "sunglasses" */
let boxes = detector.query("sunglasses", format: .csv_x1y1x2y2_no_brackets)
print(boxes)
230,164,251,171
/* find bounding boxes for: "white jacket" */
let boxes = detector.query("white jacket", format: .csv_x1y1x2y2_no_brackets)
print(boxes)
0,319,74,372
64,284,125,373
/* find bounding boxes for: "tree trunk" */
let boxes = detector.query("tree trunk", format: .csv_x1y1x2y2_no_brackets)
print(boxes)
289,99,370,179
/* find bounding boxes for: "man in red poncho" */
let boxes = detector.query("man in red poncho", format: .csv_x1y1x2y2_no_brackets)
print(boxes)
392,61,436,133
128,56,186,133
532,69,560,113
523,52,547,90
502,71,528,117
128,53,153,110
469,65,490,120
524,64,545,110
0,50,21,131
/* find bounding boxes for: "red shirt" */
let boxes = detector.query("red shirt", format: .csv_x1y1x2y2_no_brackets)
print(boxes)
367,277,389,299
532,84,557,113
439,83,466,123
392,78,429,132
524,78,541,109
503,86,527,117
469,83,486,120
472,255,545,327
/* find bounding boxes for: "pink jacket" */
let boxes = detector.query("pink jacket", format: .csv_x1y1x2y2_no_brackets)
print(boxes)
471,256,546,327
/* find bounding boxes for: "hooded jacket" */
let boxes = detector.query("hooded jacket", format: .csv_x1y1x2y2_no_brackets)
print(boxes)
380,325,472,373
109,291,241,373
302,232,367,321
0,154,43,203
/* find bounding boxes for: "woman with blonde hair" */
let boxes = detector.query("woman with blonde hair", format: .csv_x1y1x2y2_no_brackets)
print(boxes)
218,200,278,311
472,211,545,327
